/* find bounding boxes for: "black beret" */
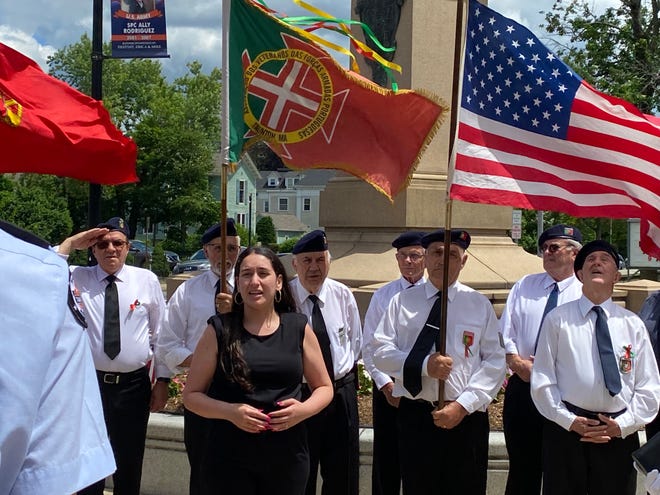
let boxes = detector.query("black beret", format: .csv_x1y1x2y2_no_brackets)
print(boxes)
574,239,619,273
421,229,471,250
293,229,328,254
201,219,238,244
97,217,130,238
392,231,425,249
538,224,582,247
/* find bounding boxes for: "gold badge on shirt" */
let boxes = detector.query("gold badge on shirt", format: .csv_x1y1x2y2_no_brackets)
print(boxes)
619,344,634,374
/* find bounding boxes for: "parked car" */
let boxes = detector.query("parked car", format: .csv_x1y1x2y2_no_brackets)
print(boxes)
171,249,210,275
129,240,152,268
164,250,181,270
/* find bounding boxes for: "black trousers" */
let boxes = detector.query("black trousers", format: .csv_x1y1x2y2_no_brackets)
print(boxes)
80,368,151,495
303,380,359,495
201,418,309,495
397,398,489,495
371,383,401,495
541,418,639,495
185,407,210,495
646,409,660,441
502,374,544,495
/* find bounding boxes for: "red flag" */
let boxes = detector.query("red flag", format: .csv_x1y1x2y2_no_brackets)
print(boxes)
0,43,138,184
450,0,660,259
227,0,446,200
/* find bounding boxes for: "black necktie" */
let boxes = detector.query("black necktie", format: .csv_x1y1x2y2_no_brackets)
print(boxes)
104,274,121,359
214,279,222,315
309,295,334,382
534,282,559,352
592,306,621,396
403,292,442,397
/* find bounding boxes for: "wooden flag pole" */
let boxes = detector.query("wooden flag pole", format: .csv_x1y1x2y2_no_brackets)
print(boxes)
437,0,467,406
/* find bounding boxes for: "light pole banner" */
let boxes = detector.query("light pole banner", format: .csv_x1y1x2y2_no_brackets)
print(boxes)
110,0,168,58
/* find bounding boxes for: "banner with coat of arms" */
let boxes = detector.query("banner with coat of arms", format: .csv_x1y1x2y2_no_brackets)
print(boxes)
226,0,447,200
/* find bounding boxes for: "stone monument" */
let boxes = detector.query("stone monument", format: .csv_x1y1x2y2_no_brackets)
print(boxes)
322,0,542,311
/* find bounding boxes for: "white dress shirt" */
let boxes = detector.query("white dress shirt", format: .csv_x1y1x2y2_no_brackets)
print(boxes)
531,295,660,438
69,263,168,377
363,276,426,390
501,272,582,359
373,280,505,413
0,228,115,495
290,277,362,381
159,270,234,373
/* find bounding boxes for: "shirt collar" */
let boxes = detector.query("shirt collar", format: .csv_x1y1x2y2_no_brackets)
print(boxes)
578,294,614,318
423,280,458,302
95,264,127,283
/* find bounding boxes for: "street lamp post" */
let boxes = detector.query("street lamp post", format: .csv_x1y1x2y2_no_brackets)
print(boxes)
248,193,253,246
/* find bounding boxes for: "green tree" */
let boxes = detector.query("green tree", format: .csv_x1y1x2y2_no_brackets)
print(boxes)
519,210,628,257
46,36,222,244
151,244,171,277
278,236,301,253
543,0,660,113
256,216,277,247
0,175,72,243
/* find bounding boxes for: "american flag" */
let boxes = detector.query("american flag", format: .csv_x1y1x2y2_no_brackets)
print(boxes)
450,0,660,259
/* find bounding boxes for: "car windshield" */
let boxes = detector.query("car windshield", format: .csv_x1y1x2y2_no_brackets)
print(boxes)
190,249,207,260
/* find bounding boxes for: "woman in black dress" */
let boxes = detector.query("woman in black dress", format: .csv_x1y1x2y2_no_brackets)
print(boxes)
183,246,333,495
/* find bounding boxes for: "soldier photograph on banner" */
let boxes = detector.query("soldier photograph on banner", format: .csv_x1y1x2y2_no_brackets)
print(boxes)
110,0,169,59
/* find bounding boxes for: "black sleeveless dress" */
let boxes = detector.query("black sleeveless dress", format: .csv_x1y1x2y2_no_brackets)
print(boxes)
200,312,310,495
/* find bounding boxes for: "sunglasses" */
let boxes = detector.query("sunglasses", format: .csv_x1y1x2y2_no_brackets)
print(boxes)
96,240,128,249
541,243,570,254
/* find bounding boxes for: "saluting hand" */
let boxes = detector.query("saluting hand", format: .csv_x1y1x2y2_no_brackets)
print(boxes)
427,352,453,381
58,227,109,255
229,403,270,434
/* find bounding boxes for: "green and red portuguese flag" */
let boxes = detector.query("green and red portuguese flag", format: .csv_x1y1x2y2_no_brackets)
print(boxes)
226,0,446,200
0,43,137,185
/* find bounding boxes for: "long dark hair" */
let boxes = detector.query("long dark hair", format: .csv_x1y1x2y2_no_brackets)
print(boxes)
219,246,296,390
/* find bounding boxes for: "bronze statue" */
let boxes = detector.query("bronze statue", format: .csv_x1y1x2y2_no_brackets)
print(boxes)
355,0,406,87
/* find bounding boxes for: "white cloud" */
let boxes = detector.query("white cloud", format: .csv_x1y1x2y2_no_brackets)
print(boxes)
0,0,619,78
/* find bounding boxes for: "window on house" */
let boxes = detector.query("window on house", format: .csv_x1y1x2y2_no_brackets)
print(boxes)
236,180,246,204
278,198,288,211
236,213,246,225
268,177,278,187
264,201,269,213
303,198,311,211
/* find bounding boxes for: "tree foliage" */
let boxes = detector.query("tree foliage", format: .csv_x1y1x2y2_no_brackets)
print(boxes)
543,0,660,113
44,35,222,248
0,175,73,242
256,216,277,247
518,209,628,258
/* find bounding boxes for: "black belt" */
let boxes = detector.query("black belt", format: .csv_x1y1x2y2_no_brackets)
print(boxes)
563,400,627,421
334,372,355,389
96,367,147,385
401,396,439,408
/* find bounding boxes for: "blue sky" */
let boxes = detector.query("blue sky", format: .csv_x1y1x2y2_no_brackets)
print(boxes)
0,0,620,80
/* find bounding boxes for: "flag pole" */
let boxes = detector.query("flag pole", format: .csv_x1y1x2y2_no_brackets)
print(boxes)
437,0,467,407
218,0,232,295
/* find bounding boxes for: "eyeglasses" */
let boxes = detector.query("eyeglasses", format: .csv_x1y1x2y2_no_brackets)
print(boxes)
96,240,128,249
396,252,425,262
206,243,240,254
541,243,570,254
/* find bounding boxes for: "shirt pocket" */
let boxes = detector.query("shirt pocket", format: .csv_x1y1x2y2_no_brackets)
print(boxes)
448,326,483,364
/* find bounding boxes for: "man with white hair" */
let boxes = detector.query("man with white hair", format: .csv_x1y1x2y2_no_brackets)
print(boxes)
290,229,362,495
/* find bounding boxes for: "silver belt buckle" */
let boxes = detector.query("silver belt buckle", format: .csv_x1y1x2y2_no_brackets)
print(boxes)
103,373,119,384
